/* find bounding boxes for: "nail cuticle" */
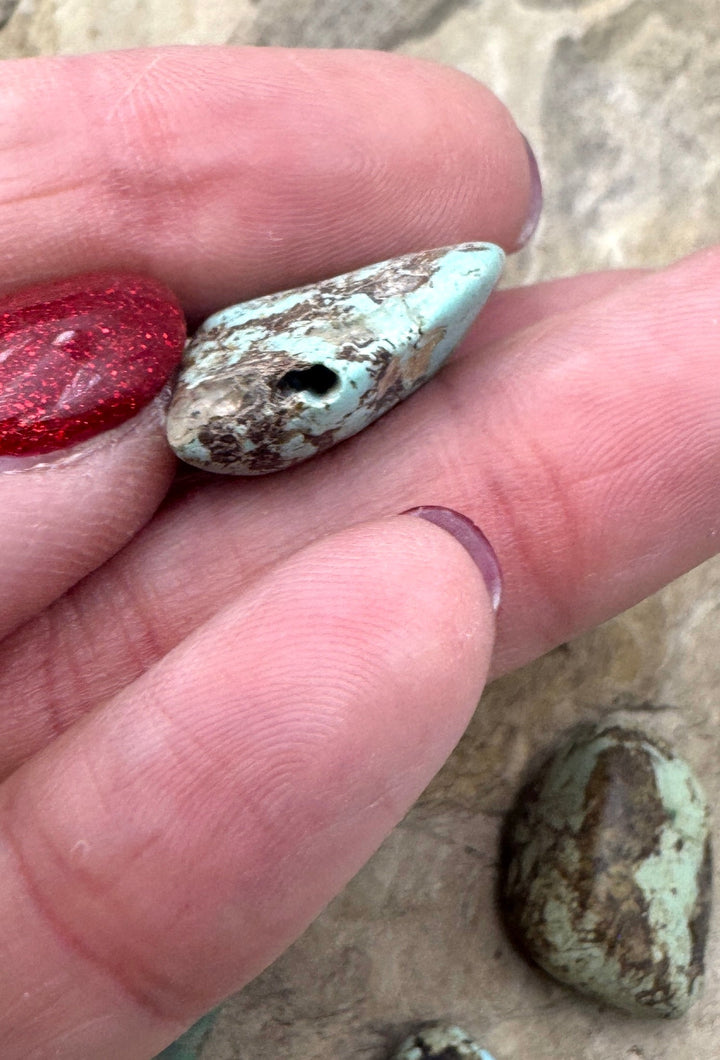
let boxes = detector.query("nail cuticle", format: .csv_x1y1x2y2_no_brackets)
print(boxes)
514,133,543,251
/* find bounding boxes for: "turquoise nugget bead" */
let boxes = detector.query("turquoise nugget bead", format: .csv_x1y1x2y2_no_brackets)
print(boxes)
502,723,712,1018
393,1024,496,1059
166,242,504,474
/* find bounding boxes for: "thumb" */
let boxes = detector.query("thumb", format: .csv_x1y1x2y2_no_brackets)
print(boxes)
0,270,185,637
0,508,499,1060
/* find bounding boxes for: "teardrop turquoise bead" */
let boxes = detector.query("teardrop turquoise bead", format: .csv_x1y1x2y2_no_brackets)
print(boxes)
166,243,504,474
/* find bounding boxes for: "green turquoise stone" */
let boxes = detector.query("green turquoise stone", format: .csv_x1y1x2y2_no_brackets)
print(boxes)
153,1009,219,1060
501,723,712,1018
166,243,504,474
393,1024,496,1059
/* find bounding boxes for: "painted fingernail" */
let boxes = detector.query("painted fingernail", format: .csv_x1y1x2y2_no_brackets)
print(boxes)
0,272,186,457
404,505,502,612
514,134,543,251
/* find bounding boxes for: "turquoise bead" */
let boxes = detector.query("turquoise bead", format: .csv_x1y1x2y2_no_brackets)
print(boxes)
393,1024,496,1059
501,723,712,1017
166,243,504,474
153,1009,219,1060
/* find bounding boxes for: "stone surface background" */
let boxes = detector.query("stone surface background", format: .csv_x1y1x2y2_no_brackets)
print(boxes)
1,2,719,1058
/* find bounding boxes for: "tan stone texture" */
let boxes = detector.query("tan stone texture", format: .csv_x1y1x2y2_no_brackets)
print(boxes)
1,1,718,1057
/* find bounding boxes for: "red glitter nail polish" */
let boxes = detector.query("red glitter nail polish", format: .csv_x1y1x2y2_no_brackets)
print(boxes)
0,272,186,456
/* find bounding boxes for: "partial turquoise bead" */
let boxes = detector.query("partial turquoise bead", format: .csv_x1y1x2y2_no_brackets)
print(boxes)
502,723,712,1018
166,243,504,474
393,1024,496,1059
153,1009,219,1060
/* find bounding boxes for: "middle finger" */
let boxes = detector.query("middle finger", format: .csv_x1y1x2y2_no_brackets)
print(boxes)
0,249,718,774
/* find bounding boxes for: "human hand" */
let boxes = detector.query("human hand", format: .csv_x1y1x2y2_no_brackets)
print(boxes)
0,47,717,1059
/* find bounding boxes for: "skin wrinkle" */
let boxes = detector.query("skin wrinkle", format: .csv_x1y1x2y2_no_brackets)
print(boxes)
516,430,584,620
0,393,176,640
0,797,185,1029
104,54,166,124
33,609,80,746
106,566,174,675
0,180,90,208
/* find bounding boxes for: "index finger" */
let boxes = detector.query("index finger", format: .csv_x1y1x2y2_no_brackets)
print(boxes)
0,45,537,318
0,44,537,634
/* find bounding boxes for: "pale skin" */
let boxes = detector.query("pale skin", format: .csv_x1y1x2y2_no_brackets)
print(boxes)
0,45,716,1059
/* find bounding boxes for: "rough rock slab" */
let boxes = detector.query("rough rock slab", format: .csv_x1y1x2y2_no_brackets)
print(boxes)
0,2,718,1058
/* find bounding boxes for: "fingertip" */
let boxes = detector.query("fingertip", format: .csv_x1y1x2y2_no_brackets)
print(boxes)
0,47,542,311
403,505,503,613
0,509,499,1057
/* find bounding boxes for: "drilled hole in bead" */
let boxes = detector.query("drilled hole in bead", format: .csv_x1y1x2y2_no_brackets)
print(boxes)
277,363,339,398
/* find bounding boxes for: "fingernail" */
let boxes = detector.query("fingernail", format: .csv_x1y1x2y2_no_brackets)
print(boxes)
514,134,543,251
0,387,171,474
0,272,186,458
404,505,503,612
